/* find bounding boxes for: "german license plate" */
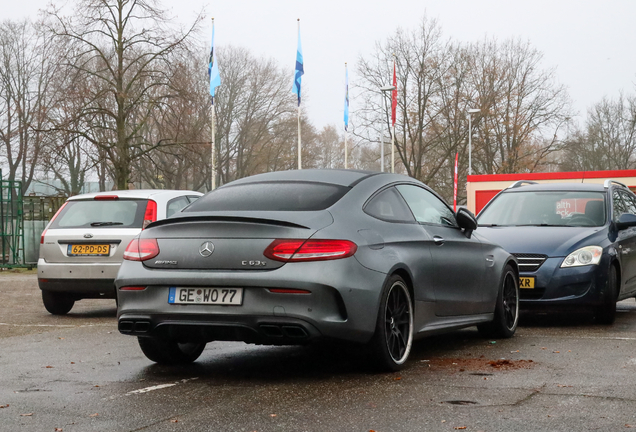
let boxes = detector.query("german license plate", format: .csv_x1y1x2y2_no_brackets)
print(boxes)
168,287,243,305
519,277,535,289
67,244,110,256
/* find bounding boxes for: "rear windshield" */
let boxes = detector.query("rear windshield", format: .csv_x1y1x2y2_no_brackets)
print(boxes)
478,191,606,227
185,181,350,212
50,199,148,229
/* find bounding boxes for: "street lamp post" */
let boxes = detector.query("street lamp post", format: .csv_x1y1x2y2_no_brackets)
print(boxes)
380,85,396,173
467,108,481,176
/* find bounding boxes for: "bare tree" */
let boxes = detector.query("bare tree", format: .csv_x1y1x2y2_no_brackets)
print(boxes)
47,0,203,190
470,38,572,175
0,19,61,194
133,48,211,190
356,16,452,181
561,93,636,171
355,18,573,203
213,46,300,185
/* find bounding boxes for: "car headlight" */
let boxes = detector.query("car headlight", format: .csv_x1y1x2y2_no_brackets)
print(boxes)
561,246,603,268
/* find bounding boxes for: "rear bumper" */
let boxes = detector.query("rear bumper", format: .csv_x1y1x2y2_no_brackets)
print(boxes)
38,278,116,298
116,258,387,345
119,315,322,345
37,258,122,279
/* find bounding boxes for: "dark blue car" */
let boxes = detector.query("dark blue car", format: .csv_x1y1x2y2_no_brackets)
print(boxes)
477,180,636,324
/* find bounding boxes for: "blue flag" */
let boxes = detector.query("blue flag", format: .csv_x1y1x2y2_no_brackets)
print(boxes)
344,66,349,131
292,26,304,106
208,23,221,98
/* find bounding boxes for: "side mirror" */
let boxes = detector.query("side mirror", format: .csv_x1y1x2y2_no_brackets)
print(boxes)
616,213,636,230
456,207,478,237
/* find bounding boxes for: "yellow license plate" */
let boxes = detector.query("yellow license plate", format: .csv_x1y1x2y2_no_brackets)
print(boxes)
68,244,110,256
519,277,535,289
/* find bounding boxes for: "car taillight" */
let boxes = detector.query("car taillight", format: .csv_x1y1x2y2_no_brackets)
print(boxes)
143,200,157,229
123,238,160,261
94,195,119,200
41,201,69,244
119,286,147,291
263,239,357,262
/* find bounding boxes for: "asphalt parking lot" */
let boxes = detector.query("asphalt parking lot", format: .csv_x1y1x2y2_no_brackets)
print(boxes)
2,270,636,432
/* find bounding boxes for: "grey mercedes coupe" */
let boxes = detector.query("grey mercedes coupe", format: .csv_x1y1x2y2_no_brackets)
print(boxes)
116,170,519,371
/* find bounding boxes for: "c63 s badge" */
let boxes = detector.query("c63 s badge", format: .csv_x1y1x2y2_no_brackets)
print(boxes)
242,260,267,267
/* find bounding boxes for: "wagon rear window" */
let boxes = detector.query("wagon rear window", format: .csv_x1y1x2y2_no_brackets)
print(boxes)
50,200,147,229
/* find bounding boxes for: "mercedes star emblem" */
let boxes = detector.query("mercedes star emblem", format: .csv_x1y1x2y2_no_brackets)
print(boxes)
199,241,215,257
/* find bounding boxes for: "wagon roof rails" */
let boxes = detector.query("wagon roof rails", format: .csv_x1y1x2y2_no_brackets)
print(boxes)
509,180,538,189
604,179,628,189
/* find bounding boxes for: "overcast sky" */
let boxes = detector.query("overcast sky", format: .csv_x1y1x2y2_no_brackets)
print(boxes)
7,0,636,130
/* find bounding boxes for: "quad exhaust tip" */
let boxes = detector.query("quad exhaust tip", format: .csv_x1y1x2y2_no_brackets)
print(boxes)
260,324,308,339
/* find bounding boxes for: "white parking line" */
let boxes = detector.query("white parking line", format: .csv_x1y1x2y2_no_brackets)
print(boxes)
122,378,199,397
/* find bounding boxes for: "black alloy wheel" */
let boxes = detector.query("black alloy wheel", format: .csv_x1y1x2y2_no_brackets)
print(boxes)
370,275,413,371
478,264,519,338
501,270,519,331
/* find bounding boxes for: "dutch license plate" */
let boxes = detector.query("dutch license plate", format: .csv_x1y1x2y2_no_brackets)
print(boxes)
168,287,243,305
519,277,535,289
67,244,110,256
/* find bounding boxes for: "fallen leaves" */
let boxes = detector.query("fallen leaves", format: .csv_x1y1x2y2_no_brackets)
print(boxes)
0,404,8,408
89,413,99,417
20,413,33,417
55,428,63,431
44,366,54,369
454,427,467,430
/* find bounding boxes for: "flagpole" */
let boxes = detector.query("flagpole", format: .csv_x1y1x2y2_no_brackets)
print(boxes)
211,17,216,189
380,134,384,172
391,124,395,174
344,62,348,169
297,19,302,170
344,129,348,169
391,55,396,174
211,98,216,190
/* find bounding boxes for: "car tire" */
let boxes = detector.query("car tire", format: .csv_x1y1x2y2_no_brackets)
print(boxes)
369,275,414,372
137,336,206,365
595,265,618,325
478,264,519,339
41,291,75,315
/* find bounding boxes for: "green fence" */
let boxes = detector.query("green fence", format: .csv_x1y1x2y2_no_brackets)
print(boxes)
0,170,66,267
0,169,25,266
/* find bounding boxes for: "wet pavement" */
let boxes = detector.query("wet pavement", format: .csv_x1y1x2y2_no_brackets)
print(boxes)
2,270,636,431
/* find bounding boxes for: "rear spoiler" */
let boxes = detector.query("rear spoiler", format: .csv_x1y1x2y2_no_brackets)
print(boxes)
146,215,310,230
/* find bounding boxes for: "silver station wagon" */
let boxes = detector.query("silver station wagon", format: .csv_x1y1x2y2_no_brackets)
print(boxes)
38,189,202,315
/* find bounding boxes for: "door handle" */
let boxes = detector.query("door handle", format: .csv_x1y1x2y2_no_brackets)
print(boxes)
433,236,444,246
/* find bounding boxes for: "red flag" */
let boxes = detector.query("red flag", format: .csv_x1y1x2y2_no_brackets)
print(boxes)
391,61,397,126
453,152,459,212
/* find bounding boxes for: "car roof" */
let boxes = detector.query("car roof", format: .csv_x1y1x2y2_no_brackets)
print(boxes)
503,182,607,193
67,189,202,201
220,169,383,188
